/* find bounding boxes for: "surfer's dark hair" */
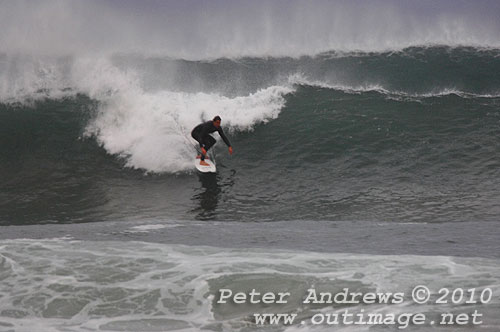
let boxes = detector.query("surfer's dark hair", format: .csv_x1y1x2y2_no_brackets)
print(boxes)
213,116,221,122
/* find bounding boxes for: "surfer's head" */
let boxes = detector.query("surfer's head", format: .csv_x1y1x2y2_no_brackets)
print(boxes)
213,115,221,128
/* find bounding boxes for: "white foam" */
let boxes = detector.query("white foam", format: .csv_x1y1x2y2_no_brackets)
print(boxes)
125,224,181,233
80,63,293,172
0,239,499,332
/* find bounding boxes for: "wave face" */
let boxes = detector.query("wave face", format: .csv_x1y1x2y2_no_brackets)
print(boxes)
1,46,500,224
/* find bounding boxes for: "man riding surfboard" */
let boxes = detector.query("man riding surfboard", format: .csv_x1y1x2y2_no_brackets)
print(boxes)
191,116,233,166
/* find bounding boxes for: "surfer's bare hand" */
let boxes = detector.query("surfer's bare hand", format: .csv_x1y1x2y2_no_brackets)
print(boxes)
201,147,207,155
228,146,233,155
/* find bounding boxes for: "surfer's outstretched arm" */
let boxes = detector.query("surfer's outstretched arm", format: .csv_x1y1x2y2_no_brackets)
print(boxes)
217,127,233,155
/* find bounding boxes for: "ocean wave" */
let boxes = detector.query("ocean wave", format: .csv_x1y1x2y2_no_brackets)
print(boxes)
2,45,500,104
1,46,499,176
315,44,500,60
288,75,500,100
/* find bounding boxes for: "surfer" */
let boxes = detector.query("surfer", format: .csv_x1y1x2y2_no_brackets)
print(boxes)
191,116,233,166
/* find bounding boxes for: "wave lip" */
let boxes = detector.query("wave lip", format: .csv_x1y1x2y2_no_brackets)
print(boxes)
289,75,500,100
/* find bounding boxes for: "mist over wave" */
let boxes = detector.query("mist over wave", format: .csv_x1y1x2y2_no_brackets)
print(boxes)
1,0,500,58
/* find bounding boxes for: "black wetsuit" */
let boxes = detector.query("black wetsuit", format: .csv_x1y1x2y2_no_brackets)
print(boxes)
191,121,231,160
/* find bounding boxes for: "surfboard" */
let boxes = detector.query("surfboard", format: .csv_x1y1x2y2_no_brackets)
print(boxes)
194,157,216,173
